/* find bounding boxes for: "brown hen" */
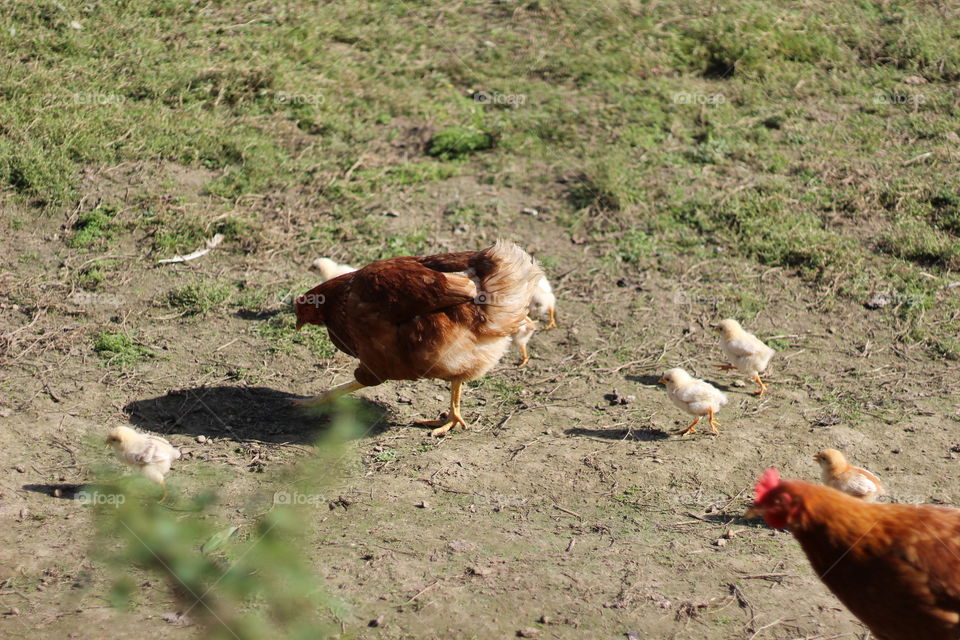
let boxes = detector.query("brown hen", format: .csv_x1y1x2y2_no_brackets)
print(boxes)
747,468,960,640
293,240,542,436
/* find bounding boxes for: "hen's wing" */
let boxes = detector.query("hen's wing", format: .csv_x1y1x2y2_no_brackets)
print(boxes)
351,257,478,324
899,508,960,629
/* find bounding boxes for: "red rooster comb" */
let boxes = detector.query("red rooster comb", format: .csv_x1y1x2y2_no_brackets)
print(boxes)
753,467,781,503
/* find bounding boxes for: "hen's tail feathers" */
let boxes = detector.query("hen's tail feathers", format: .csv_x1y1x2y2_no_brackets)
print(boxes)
476,240,543,337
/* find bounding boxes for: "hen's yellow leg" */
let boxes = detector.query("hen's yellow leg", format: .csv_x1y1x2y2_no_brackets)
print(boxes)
516,344,530,367
292,381,366,408
753,373,768,397
676,416,699,436
544,307,557,330
708,407,721,435
417,380,467,437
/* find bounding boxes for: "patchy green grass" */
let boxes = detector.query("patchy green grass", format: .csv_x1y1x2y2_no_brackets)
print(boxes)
92,332,155,367
68,205,119,248
165,283,231,316
255,314,337,358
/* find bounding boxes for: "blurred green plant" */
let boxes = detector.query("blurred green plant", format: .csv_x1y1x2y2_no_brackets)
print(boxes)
90,408,363,639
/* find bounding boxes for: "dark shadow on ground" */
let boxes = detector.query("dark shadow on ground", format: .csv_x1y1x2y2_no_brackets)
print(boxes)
565,427,671,442
235,308,283,321
124,386,392,443
22,483,84,499
625,374,662,386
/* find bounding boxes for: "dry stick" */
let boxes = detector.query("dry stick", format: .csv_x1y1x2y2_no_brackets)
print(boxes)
405,579,440,604
553,504,583,520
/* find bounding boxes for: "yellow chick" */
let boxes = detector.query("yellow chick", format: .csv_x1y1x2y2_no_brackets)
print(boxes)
814,449,885,502
659,367,728,435
106,426,181,489
715,318,775,396
310,257,356,283
530,276,557,330
510,317,538,366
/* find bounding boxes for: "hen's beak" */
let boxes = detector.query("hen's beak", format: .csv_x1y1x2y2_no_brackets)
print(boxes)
743,506,763,519
295,319,305,331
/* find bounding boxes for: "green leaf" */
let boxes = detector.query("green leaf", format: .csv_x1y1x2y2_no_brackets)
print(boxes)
201,525,239,555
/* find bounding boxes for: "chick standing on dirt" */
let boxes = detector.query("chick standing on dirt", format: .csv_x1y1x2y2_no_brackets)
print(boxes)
715,318,775,397
814,449,885,502
106,426,181,494
530,276,557,330
659,368,728,435
510,317,537,367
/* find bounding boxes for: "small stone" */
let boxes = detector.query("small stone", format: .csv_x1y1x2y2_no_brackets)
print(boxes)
7,608,19,616
731,380,746,388
714,537,727,547
397,395,413,404
517,628,540,638
950,444,960,453
903,75,927,85
415,500,429,509
382,210,399,217
53,488,62,498
521,207,539,216
14,465,24,473
538,615,550,624
468,565,493,577
368,615,385,627
196,435,207,444
892,448,902,454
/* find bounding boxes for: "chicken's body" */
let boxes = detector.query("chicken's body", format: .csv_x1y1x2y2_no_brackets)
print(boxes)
815,449,885,501
510,317,537,366
294,241,542,436
530,276,557,330
659,368,728,435
106,426,181,488
748,469,960,640
715,318,775,396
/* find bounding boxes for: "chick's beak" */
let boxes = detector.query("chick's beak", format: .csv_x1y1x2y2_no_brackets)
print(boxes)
657,377,667,385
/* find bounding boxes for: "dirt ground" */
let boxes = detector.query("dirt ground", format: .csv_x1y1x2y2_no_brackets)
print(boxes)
2,166,959,640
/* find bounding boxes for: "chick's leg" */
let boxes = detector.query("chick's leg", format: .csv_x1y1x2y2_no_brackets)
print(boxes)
515,344,530,367
676,416,699,436
708,407,721,435
544,307,558,330
292,380,366,408
753,373,768,397
416,380,467,437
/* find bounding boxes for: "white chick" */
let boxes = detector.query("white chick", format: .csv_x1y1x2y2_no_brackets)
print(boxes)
106,426,181,490
659,367,728,435
529,276,557,329
510,316,538,367
310,257,356,283
715,318,775,397
814,449,886,502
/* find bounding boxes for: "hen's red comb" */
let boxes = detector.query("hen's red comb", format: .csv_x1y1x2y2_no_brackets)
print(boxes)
753,467,781,503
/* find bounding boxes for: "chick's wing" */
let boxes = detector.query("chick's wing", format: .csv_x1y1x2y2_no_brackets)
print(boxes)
674,381,722,405
724,334,766,357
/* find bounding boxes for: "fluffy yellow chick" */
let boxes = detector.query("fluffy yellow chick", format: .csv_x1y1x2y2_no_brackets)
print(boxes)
659,367,728,435
510,316,538,366
310,257,356,283
530,276,557,330
715,318,775,396
106,426,181,490
814,449,885,502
